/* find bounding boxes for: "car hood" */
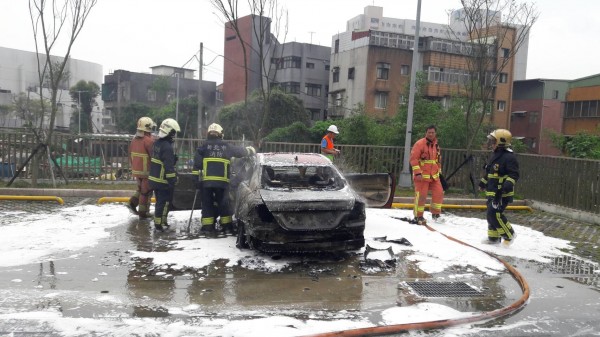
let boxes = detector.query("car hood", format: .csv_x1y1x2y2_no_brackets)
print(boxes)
260,187,357,211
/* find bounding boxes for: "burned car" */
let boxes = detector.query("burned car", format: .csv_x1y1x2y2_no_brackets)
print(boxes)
172,152,395,253
231,153,367,253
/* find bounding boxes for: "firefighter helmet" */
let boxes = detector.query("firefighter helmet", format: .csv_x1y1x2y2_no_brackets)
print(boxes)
136,117,156,132
488,129,512,147
158,118,181,138
207,123,224,137
327,125,339,134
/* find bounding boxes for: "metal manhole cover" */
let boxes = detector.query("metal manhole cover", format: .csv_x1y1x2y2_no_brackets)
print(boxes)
406,281,483,297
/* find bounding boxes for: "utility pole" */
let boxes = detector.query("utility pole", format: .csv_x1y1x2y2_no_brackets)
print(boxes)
197,42,203,139
175,73,180,121
398,0,422,187
74,90,88,134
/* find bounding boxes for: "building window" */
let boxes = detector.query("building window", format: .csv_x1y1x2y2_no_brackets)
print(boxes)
529,111,538,124
502,48,510,58
376,62,390,80
334,39,339,53
325,65,330,71
334,92,343,106
375,91,388,109
552,90,559,99
305,83,322,97
274,56,301,69
306,62,315,69
497,100,506,111
348,67,355,80
333,67,340,83
499,73,508,83
147,89,156,102
400,65,409,75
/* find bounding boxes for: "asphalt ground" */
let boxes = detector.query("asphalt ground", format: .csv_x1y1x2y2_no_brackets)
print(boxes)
0,194,599,336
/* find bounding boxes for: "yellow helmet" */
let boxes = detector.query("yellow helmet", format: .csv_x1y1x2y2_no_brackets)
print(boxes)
488,129,512,147
207,123,224,137
136,117,156,132
158,118,181,138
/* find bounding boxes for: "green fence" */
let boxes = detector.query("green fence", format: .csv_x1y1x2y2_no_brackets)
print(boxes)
1,131,598,215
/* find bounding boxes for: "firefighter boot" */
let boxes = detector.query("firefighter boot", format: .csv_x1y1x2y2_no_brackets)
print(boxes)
200,224,217,238
221,223,235,236
126,196,139,215
416,216,427,226
432,214,445,223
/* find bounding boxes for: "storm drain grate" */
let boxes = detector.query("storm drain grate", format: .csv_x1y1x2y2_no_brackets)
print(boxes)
406,281,483,297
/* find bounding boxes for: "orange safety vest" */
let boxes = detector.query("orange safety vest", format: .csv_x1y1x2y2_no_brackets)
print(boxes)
129,134,154,178
321,134,335,161
409,137,442,180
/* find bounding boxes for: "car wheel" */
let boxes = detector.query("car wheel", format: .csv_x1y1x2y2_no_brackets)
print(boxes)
235,220,249,249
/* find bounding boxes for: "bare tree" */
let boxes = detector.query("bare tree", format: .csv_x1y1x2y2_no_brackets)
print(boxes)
449,0,538,150
211,0,288,143
12,0,97,187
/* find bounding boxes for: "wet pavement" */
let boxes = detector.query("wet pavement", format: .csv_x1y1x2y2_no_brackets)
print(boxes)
0,196,599,336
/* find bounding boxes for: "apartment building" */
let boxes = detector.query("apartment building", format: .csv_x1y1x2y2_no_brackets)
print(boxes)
511,79,568,155
563,74,600,136
222,15,331,120
102,66,217,135
329,6,521,129
0,46,103,132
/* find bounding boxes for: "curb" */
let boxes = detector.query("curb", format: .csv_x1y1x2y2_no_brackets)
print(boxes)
0,188,132,198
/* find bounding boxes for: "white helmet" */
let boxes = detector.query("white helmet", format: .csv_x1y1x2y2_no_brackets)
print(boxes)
158,118,181,138
136,117,155,132
207,123,224,137
327,125,339,134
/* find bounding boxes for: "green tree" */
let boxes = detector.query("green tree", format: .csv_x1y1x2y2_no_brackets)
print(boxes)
115,103,155,134
549,131,600,159
218,89,308,141
69,80,100,134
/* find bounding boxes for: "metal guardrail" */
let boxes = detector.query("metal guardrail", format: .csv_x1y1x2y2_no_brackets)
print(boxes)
1,132,598,215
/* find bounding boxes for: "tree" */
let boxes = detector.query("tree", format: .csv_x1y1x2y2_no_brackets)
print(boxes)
449,0,538,150
548,130,600,159
69,80,100,134
211,0,288,143
19,0,97,187
218,88,308,141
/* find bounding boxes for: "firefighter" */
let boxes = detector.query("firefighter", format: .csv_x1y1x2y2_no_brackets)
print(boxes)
321,125,340,161
127,117,156,219
479,129,520,246
192,123,255,237
148,118,180,231
409,125,444,225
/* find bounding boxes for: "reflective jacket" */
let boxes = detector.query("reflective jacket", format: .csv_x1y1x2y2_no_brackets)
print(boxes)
192,138,251,189
129,133,154,178
148,137,177,190
409,137,442,181
321,134,335,161
479,147,520,203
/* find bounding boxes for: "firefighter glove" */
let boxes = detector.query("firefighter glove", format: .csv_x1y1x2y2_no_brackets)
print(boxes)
491,192,502,209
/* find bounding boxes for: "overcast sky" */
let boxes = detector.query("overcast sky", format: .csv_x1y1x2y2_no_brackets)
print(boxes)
1,0,599,84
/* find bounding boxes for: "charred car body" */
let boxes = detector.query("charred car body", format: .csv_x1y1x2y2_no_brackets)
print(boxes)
172,152,395,253
231,153,367,253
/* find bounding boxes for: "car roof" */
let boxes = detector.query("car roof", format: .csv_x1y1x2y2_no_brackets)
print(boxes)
258,153,331,167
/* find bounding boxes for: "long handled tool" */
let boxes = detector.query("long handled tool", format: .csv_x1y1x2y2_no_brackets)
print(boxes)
187,188,199,234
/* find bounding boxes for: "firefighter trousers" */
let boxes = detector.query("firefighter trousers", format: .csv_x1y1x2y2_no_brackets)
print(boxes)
200,186,233,227
413,178,443,218
486,199,515,241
